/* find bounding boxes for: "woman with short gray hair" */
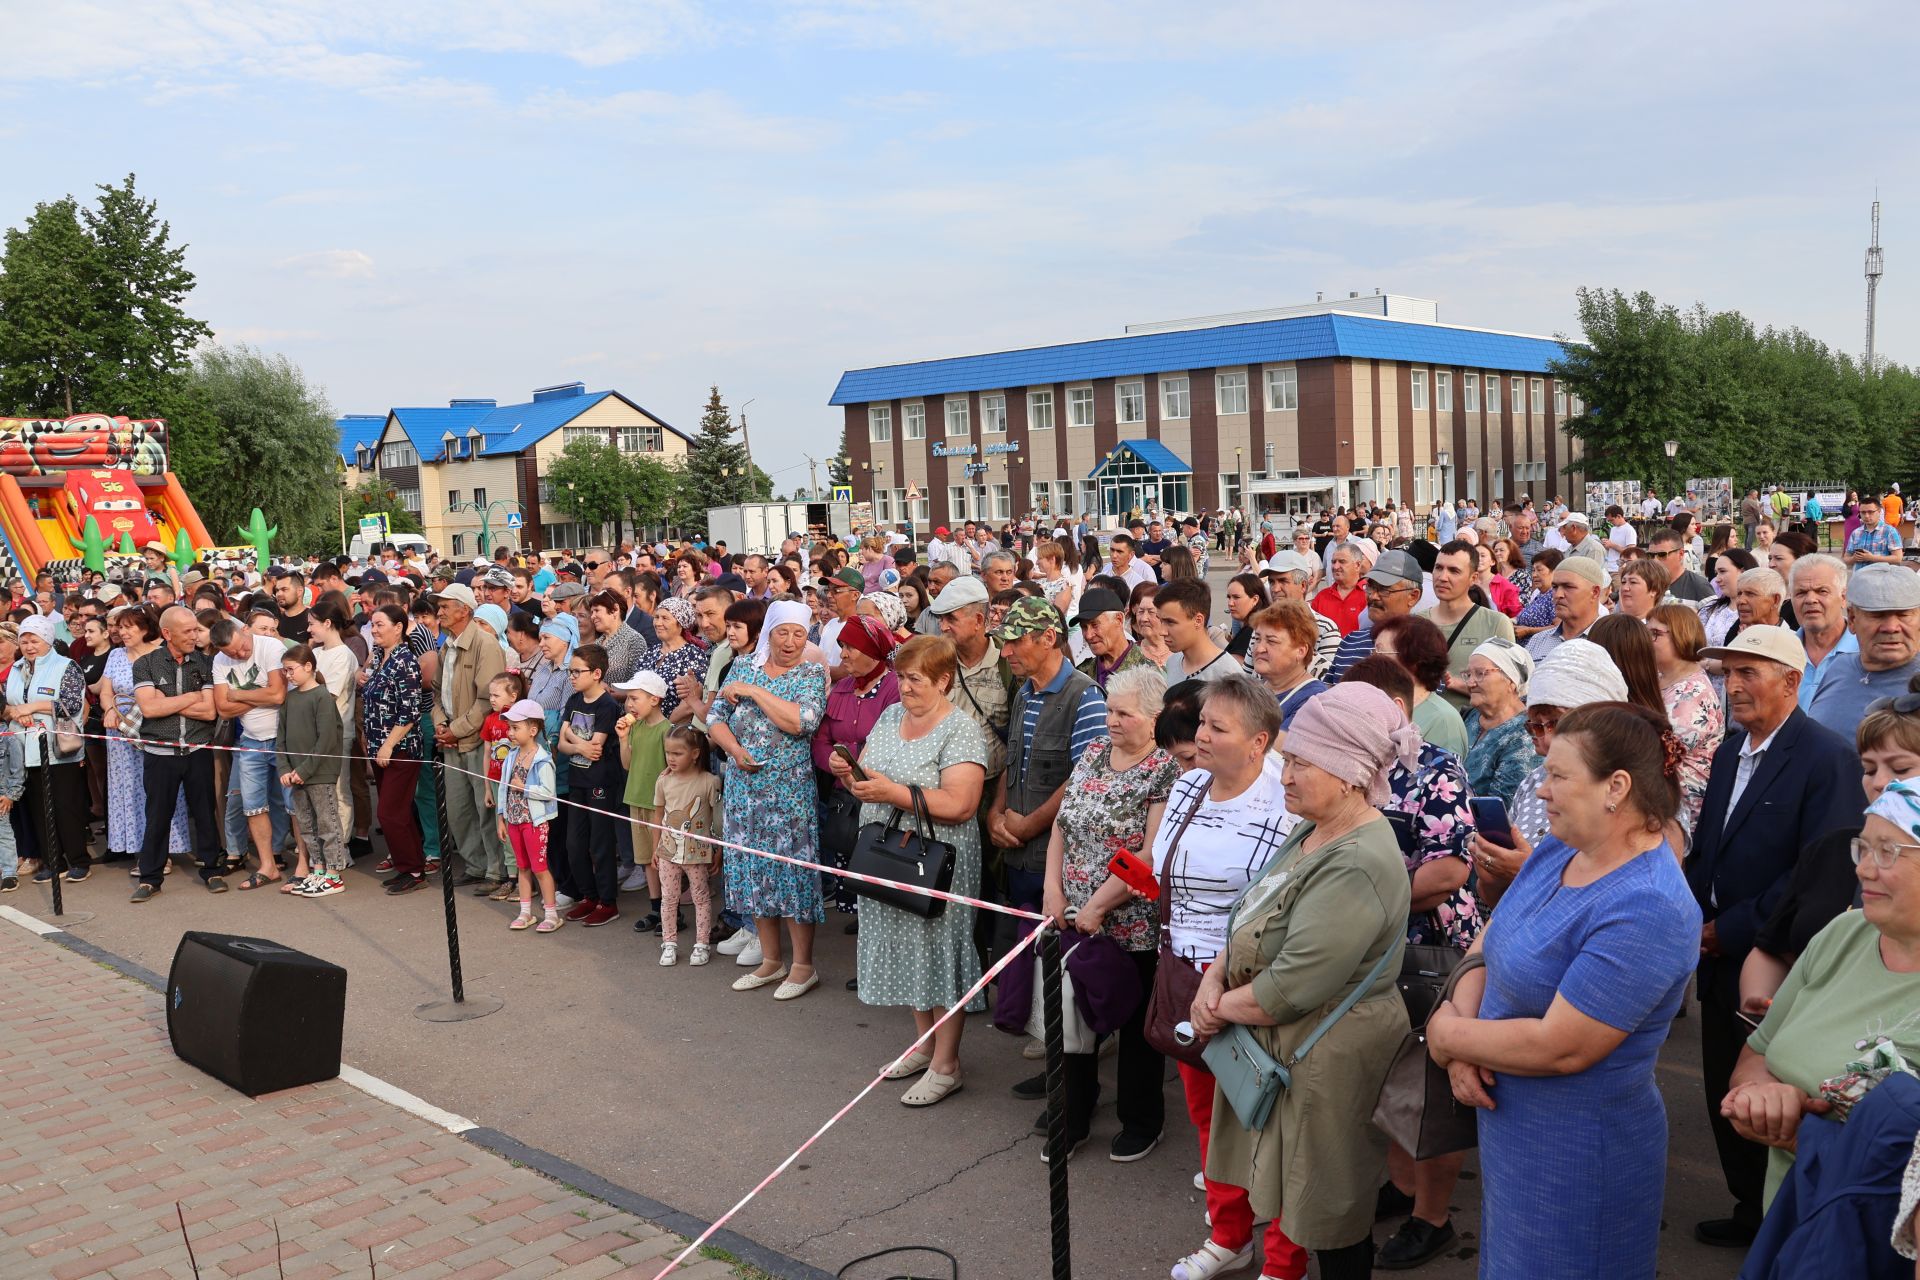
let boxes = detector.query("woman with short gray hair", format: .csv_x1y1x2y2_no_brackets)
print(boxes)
1036,662,1182,1161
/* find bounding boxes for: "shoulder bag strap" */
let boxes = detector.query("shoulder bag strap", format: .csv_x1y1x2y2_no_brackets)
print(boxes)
1443,603,1481,652
1155,782,1207,931
1287,944,1401,1067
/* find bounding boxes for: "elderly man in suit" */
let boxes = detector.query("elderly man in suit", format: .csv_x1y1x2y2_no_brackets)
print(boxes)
1683,625,1863,1248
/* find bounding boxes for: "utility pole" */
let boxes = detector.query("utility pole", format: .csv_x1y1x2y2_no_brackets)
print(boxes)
804,454,820,500
1865,198,1885,374
736,398,757,500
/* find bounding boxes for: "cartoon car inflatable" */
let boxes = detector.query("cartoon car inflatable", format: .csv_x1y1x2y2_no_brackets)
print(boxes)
63,468,160,549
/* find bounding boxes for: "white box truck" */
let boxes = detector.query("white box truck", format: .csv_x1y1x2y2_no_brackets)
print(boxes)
707,502,852,554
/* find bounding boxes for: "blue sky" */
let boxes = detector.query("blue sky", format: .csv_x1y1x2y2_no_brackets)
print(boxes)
5,1,1916,496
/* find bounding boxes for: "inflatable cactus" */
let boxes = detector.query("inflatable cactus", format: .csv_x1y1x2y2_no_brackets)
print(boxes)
236,508,276,569
170,527,196,571
78,516,110,574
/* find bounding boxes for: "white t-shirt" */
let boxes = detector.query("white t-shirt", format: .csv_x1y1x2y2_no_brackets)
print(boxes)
1605,521,1639,573
819,616,847,668
214,633,288,740
1149,760,1298,965
313,644,359,741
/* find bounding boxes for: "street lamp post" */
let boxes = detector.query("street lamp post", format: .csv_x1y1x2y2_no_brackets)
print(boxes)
1663,439,1679,507
446,499,526,557
1436,449,1453,506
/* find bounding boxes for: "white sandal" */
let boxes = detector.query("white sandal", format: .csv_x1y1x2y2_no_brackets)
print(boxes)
882,1049,932,1080
1170,1239,1253,1280
900,1069,962,1107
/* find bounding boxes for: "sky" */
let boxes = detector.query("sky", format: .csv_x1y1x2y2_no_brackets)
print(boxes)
5,0,1917,497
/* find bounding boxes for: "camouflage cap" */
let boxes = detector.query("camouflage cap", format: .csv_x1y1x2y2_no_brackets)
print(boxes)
990,595,1064,643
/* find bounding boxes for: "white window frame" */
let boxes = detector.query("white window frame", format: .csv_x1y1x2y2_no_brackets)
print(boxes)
910,494,929,525
1530,379,1544,415
981,393,1007,435
1485,375,1500,413
1078,478,1099,513
1465,470,1479,501
1028,389,1055,430
562,425,599,448
1265,367,1299,412
903,402,926,439
618,425,661,453
447,489,461,509
1030,482,1050,512
381,440,418,469
944,397,970,438
1493,468,1504,500
452,533,466,557
1160,375,1190,420
1463,375,1478,413
1387,466,1400,501
875,489,893,523
947,485,968,521
1511,377,1524,414
1413,468,1425,506
537,477,554,504
1435,371,1452,412
1067,386,1095,428
1212,370,1245,416
867,405,892,443
991,483,1010,520
1117,380,1146,425
397,488,421,513
1054,480,1075,516
1410,369,1427,412
972,484,989,520
1554,386,1567,415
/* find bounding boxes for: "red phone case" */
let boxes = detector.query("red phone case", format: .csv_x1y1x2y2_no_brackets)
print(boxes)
1108,849,1161,900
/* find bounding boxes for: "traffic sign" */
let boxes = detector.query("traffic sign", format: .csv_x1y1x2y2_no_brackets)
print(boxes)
832,485,853,503
906,483,922,501
504,511,523,529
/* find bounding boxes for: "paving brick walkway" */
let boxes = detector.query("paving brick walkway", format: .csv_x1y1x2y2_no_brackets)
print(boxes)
0,922,744,1280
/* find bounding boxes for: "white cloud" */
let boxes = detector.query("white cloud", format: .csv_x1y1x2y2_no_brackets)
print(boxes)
520,88,832,150
277,249,375,279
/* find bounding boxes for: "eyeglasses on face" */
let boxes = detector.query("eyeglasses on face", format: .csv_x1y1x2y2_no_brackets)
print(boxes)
1850,837,1920,870
567,667,594,676
1524,713,1562,737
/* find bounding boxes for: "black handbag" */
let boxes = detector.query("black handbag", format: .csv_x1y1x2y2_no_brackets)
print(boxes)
1371,953,1483,1159
846,784,955,919
817,771,864,859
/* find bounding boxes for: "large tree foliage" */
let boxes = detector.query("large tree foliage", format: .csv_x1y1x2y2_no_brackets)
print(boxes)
0,175,209,418
1553,288,1920,491
678,386,756,532
344,475,423,539
169,345,342,553
546,437,637,545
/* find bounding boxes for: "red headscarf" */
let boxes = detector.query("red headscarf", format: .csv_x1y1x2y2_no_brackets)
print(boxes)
839,613,898,664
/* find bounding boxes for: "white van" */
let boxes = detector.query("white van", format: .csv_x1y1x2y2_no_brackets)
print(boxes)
348,532,433,563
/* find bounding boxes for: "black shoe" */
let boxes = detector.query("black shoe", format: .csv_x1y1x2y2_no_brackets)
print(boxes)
1377,1217,1455,1270
385,874,427,896
1011,1071,1048,1100
844,919,859,935
129,883,159,904
32,867,55,884
844,977,858,991
1,876,18,893
204,875,229,894
631,913,661,934
97,850,132,864
1109,1130,1161,1163
65,866,91,883
348,836,373,859
1376,1181,1417,1221
1038,1132,1088,1164
1693,1216,1758,1248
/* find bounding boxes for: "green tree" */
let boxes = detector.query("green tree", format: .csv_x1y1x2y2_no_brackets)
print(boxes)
546,437,637,545
0,196,104,415
829,424,851,486
343,475,423,539
0,175,209,419
678,386,752,531
168,344,342,552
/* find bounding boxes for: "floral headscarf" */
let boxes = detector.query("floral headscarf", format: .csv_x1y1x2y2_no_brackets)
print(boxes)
657,595,697,636
860,590,907,634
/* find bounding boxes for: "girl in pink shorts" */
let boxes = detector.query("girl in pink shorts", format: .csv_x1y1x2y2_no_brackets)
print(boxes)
493,699,562,932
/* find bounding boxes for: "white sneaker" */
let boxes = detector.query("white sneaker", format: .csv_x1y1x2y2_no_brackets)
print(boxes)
554,893,577,909
689,944,712,967
658,943,678,966
1193,1170,1206,1191
734,937,764,967
619,866,650,893
1170,1239,1253,1280
715,926,754,956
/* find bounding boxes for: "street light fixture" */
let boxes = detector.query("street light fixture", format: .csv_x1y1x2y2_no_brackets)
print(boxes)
1663,439,1679,503
446,498,526,557
1436,449,1452,505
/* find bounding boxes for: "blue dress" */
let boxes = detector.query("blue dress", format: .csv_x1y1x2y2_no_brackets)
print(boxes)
710,661,828,922
1476,836,1701,1279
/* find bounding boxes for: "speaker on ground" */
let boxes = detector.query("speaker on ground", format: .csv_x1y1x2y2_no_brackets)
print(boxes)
167,932,348,1096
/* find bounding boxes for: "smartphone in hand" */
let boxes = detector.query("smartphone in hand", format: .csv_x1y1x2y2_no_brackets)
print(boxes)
1107,848,1160,900
1469,796,1515,848
833,743,868,782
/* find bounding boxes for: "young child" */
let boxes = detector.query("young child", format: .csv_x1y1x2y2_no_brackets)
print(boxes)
652,726,722,965
558,643,623,925
480,670,528,902
494,698,561,932
275,644,347,897
614,670,671,933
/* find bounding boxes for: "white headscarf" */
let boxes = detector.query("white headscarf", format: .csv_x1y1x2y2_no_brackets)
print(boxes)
754,599,812,670
1527,638,1627,709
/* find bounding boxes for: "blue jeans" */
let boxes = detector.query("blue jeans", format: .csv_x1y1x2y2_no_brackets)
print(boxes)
0,802,15,877
224,733,292,858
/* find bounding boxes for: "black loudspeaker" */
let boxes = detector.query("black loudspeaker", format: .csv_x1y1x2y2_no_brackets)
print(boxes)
167,932,348,1096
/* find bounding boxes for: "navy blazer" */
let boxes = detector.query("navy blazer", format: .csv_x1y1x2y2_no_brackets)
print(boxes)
1684,707,1862,994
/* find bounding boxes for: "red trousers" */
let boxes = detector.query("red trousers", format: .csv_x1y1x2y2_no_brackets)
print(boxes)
1178,1060,1307,1279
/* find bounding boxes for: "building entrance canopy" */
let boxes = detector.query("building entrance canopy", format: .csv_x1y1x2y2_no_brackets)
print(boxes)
1089,439,1192,521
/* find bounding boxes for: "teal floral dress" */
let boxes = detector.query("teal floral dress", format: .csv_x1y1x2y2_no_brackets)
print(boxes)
855,705,989,1012
710,661,829,922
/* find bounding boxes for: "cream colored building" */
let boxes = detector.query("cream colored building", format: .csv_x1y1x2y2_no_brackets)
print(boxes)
353,382,689,556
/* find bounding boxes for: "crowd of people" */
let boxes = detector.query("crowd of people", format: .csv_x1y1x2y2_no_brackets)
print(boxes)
7,490,1920,1279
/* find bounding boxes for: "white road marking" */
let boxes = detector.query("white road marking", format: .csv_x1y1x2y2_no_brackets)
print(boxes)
0,904,62,936
337,1064,476,1134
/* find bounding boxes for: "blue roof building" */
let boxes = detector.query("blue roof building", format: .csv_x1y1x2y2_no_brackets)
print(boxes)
830,295,1589,530
354,382,690,556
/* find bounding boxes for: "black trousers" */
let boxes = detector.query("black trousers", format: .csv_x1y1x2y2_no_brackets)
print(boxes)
24,762,90,874
565,784,619,906
138,750,222,887
1062,949,1164,1139
1700,980,1767,1222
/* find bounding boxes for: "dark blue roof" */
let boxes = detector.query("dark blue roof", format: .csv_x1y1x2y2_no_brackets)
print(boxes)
378,390,689,462
336,414,386,466
1091,439,1190,478
830,313,1573,405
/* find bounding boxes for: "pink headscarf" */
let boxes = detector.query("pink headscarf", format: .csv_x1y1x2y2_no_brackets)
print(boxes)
1283,682,1423,806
